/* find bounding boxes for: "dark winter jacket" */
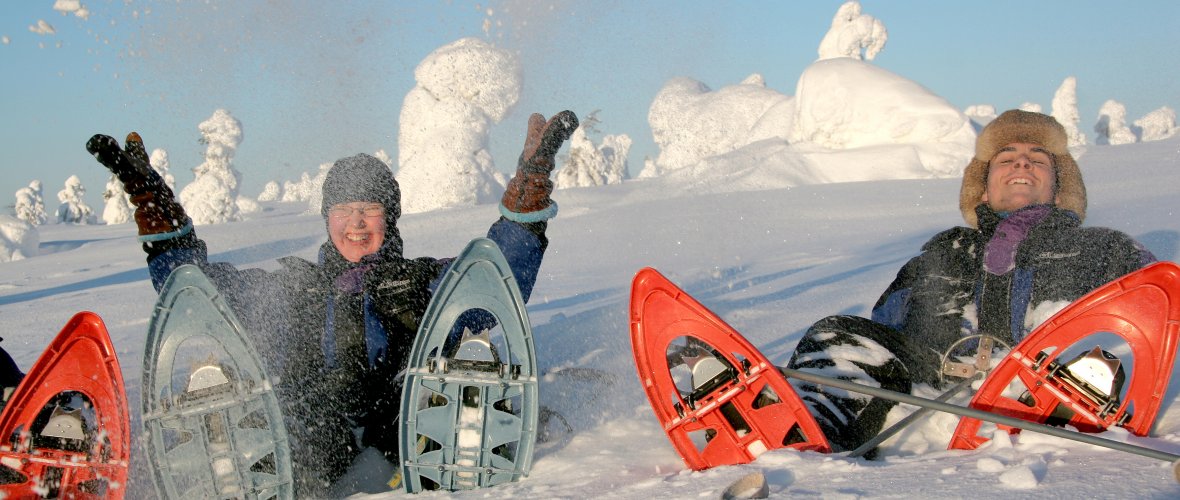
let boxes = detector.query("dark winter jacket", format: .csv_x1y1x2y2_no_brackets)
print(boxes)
144,217,547,492
870,204,1155,374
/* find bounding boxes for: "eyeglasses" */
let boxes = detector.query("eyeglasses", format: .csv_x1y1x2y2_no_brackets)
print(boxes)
328,204,384,219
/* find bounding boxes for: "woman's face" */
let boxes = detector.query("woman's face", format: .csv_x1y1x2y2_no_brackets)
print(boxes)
326,202,386,262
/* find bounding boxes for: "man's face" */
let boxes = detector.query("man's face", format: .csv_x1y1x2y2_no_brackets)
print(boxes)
982,142,1057,213
327,202,386,262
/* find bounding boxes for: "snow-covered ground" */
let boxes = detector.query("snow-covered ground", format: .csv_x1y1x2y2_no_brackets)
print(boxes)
2,133,1179,498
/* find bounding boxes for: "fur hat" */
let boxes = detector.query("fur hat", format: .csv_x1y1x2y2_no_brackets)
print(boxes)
321,153,401,225
958,110,1086,228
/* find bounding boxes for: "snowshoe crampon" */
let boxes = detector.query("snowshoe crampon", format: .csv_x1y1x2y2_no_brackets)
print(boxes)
0,312,130,499
629,268,830,471
399,238,538,493
951,261,1180,450
143,265,293,499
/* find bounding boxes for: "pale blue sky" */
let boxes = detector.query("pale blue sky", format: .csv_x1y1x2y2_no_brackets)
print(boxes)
3,1,1178,210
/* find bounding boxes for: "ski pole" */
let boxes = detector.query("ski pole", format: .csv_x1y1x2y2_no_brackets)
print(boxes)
847,374,978,458
779,366,1180,464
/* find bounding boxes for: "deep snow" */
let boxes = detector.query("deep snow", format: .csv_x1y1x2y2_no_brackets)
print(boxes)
2,134,1179,498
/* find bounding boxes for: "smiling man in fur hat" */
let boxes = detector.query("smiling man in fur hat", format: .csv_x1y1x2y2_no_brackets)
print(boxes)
784,109,1156,458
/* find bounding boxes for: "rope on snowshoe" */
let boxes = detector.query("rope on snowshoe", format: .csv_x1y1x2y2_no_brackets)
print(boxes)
779,366,1180,466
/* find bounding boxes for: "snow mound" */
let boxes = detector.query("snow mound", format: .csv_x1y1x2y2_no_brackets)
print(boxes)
0,215,39,262
789,58,975,176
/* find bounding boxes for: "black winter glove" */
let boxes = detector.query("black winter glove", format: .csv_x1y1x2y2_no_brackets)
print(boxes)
86,133,193,242
501,110,579,221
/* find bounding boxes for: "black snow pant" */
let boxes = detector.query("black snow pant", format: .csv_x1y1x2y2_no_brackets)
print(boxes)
0,344,22,390
785,315,939,458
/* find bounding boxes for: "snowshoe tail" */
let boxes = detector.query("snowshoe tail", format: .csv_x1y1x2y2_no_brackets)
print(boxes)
399,238,539,493
0,312,130,499
951,261,1180,450
629,268,830,471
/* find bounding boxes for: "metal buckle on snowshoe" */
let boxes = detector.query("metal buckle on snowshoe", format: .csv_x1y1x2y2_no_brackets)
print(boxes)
40,407,86,441
179,364,236,404
435,328,519,377
1030,346,1127,420
939,334,1011,385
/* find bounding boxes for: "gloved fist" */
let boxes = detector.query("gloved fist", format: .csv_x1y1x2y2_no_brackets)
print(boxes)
501,110,578,222
85,132,192,242
518,110,579,175
86,133,161,195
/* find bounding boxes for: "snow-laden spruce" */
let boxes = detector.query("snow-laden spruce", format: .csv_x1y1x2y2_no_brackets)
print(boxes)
554,112,631,190
964,104,998,129
1135,106,1178,142
101,174,133,225
55,175,95,224
13,180,47,226
179,109,244,225
396,38,518,214
256,181,281,202
1096,99,1138,146
149,147,175,190
817,0,887,61
1051,76,1086,147
0,215,38,262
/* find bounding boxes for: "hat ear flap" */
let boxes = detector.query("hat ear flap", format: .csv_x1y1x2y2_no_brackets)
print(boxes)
959,158,989,228
1053,154,1087,223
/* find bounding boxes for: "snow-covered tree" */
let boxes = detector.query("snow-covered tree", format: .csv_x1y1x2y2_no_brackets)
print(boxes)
1134,106,1178,142
1051,76,1086,146
149,147,176,190
372,149,393,168
1095,100,1137,146
303,162,332,215
13,180,47,225
397,38,519,214
637,156,660,179
816,1,887,61
281,172,315,203
964,105,996,121
650,75,792,172
555,112,631,189
55,175,95,224
1019,102,1043,113
0,215,39,262
100,174,133,225
180,109,244,225
236,196,260,215
257,181,281,202
964,105,997,131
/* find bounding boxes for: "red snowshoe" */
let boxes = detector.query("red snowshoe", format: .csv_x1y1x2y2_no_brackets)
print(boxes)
951,262,1180,450
0,312,130,499
630,268,830,471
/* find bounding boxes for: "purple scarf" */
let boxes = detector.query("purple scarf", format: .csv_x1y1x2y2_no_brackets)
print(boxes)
983,205,1052,275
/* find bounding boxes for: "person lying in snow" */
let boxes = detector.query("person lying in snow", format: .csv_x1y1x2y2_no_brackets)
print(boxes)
86,110,577,495
785,109,1156,457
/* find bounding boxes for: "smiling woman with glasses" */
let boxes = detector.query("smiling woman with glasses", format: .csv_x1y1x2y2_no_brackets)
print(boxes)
86,110,578,496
